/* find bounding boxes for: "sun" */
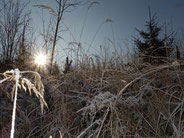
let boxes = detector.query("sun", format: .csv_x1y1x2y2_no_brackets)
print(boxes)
34,54,47,66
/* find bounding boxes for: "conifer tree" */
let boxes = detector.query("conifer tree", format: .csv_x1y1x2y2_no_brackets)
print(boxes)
134,9,174,64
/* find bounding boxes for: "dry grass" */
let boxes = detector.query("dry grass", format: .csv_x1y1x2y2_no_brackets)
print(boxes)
0,69,47,138
0,53,184,137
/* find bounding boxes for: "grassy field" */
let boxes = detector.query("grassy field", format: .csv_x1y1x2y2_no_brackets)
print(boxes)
0,53,184,138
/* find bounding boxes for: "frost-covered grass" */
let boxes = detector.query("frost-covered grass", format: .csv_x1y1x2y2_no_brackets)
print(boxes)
0,56,184,137
0,69,47,138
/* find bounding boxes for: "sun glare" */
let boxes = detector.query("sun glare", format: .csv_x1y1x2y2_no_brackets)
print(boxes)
34,54,47,66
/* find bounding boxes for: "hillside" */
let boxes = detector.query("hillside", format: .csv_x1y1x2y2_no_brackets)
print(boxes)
0,61,184,138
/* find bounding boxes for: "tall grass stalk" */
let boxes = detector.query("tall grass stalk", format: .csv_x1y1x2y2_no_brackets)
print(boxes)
10,69,20,138
0,68,47,138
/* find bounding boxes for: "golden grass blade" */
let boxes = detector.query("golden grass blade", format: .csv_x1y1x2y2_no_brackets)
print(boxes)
33,5,57,16
88,1,100,9
105,19,112,23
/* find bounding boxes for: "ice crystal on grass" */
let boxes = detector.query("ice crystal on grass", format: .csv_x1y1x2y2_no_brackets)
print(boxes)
78,91,116,115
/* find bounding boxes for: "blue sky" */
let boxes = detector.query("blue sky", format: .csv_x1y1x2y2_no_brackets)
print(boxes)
26,0,184,64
